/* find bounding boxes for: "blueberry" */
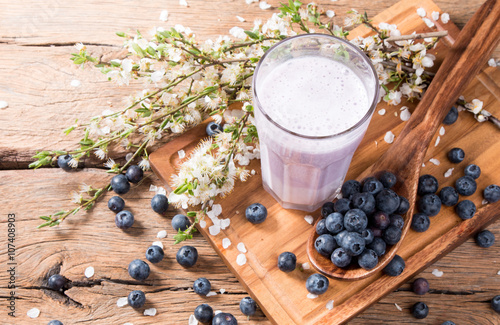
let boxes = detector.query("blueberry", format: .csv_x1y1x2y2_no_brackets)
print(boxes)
411,213,430,232
441,322,456,325
464,164,481,179
128,259,150,281
325,212,344,234
108,196,125,212
378,171,397,189
115,210,134,229
334,198,351,215
341,180,361,199
351,192,376,215
245,203,267,224
193,277,211,296
331,247,352,268
145,245,164,264
334,230,349,246
57,154,73,171
151,194,169,214
127,290,146,308
362,177,384,195
172,214,191,231
367,237,386,256
443,106,458,125
206,122,223,137
195,303,214,323
447,148,465,163
412,302,429,319
369,227,383,238
48,321,64,325
376,189,400,214
343,209,368,232
340,232,365,256
383,254,405,276
110,174,130,194
417,194,441,216
383,226,402,245
176,245,198,267
125,165,143,184
417,174,439,196
321,201,335,218
240,296,257,316
396,196,410,215
315,219,329,235
475,230,495,248
484,184,500,203
439,186,459,206
455,176,477,196
455,200,476,220
389,214,404,230
371,211,390,230
360,229,374,245
357,249,378,270
212,312,237,325
412,278,429,295
306,273,329,295
47,274,66,291
314,234,337,257
491,295,500,313
277,252,296,272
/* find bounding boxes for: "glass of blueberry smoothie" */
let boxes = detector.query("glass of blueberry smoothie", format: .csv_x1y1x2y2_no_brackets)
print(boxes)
252,34,379,212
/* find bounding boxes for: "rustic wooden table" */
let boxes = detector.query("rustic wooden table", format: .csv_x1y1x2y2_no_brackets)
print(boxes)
0,0,499,324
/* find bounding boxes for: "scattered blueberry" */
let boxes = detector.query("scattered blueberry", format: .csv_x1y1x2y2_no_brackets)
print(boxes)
193,277,211,296
389,214,404,230
314,234,337,257
484,184,500,203
455,200,476,220
369,227,383,238
441,321,456,325
383,254,405,276
412,302,429,319
383,226,402,245
48,321,64,325
378,171,397,189
455,176,477,196
475,230,495,248
341,180,361,199
334,198,351,215
443,106,458,125
357,249,378,270
212,312,237,325
277,252,296,272
176,245,198,268
464,164,481,179
411,213,430,232
417,174,439,196
128,259,150,281
367,237,386,257
417,194,441,217
315,219,329,235
412,278,430,295
110,174,130,194
206,122,223,137
325,212,344,234
362,177,384,195
195,303,214,323
115,210,134,229
245,203,267,224
145,245,164,264
447,148,465,163
127,290,146,308
57,154,73,171
396,196,410,215
331,247,352,268
47,274,66,291
351,192,376,216
171,214,191,231
334,230,349,246
340,232,365,256
491,295,500,313
439,186,459,207
125,165,143,184
343,209,368,232
151,194,169,214
371,211,390,230
376,189,400,214
306,273,329,295
321,201,335,218
240,296,257,316
108,196,125,212
360,228,374,245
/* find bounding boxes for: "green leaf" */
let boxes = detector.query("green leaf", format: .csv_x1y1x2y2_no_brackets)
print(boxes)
63,125,76,135
187,211,197,217
244,31,260,40
39,216,52,221
73,57,85,65
131,42,145,57
79,139,94,146
53,211,66,216
37,221,52,229
116,31,126,37
173,183,189,194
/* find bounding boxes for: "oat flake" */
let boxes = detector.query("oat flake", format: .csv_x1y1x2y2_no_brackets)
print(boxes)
237,242,247,253
236,253,247,266
85,266,94,278
157,230,167,238
307,293,318,299
304,215,314,224
326,300,334,310
117,297,128,307
144,307,157,316
27,308,40,318
222,238,231,249
384,131,395,144
432,268,443,277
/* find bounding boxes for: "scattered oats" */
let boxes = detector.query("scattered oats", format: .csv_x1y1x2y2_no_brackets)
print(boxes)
236,15,246,22
259,1,272,10
220,289,226,294
326,10,335,18
384,131,395,144
251,169,256,175
189,314,199,325
423,18,435,28
199,220,207,228
394,112,398,117
220,218,231,230
117,297,128,307
439,126,445,136
482,199,489,206
488,58,498,67
179,0,188,7
416,7,426,17
153,241,164,249
206,291,217,297
326,300,334,310
444,168,454,178
159,10,169,21
209,224,221,236
435,136,440,147
441,13,450,24
144,307,157,316
125,153,133,161
497,270,500,275
70,79,81,87
85,266,95,278
0,101,8,109
222,237,231,249
431,11,440,21
429,158,440,166
235,210,240,214
422,163,426,167
237,242,247,253
400,107,411,121
157,230,167,239
302,262,310,270
214,310,222,315
157,187,167,196
307,293,318,299
27,308,40,318
178,149,186,159
378,108,386,115
374,140,378,147
432,268,444,277
149,184,158,192
236,253,247,266
212,204,222,217
395,303,403,311
304,215,314,224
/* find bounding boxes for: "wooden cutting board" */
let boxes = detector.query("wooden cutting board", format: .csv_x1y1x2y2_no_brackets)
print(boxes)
150,0,500,323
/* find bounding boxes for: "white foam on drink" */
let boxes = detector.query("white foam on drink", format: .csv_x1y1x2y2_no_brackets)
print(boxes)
257,56,370,137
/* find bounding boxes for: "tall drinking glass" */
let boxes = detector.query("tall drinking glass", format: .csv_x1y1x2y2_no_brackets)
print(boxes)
252,34,379,212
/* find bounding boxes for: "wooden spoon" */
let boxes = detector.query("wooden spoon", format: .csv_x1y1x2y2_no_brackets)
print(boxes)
307,0,500,280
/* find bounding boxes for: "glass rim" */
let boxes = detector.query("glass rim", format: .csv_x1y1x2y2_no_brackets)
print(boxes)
251,33,380,140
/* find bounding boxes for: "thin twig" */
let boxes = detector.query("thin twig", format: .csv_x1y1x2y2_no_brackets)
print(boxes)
381,61,436,77
385,31,448,42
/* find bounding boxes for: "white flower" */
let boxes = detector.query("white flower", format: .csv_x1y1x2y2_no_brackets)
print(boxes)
179,0,188,6
236,16,246,22
159,10,169,21
326,10,335,18
465,99,483,114
139,157,150,171
68,158,79,168
121,59,133,73
104,158,117,169
431,11,440,21
151,69,165,83
441,13,450,24
71,191,83,204
422,18,435,28
229,27,247,40
488,58,498,67
416,7,426,17
385,90,402,105
421,55,434,68
93,148,107,160
259,1,271,10
74,42,85,51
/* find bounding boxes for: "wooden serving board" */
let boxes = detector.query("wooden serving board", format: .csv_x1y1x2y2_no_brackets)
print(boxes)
150,0,500,323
